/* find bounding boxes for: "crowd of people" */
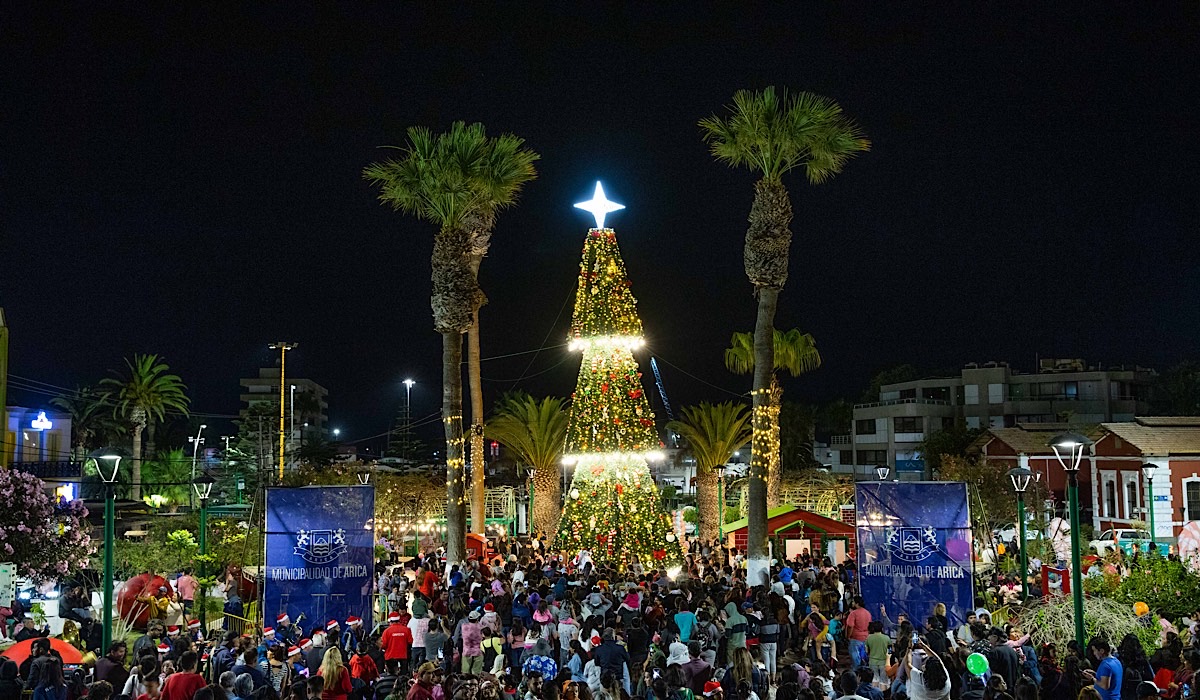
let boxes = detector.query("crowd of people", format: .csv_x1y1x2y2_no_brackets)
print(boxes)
5,538,1200,700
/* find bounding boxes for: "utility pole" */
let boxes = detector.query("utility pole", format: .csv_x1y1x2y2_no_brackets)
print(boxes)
268,343,297,481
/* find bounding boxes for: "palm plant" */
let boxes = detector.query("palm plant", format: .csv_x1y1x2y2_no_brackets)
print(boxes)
141,447,192,511
50,385,123,461
101,354,191,500
725,329,822,506
364,122,537,562
484,393,569,544
701,86,868,580
666,402,752,541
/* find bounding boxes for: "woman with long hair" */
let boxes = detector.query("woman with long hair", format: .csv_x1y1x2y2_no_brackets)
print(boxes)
1118,633,1154,683
33,658,67,700
723,647,765,699
316,648,351,700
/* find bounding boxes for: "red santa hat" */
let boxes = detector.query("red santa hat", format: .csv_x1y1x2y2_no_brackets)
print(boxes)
346,616,362,627
188,619,201,630
591,635,602,646
483,603,495,612
326,619,339,631
263,626,275,637
299,638,313,650
167,626,180,636
157,642,171,654
387,612,400,623
287,646,300,658
277,613,290,625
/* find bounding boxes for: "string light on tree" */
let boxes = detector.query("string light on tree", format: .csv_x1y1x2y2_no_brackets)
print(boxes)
557,181,683,567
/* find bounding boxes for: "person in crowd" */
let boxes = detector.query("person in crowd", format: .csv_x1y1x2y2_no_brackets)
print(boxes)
32,657,66,700
1084,638,1122,700
316,648,351,700
233,649,268,691
94,641,129,691
160,651,207,700
0,660,20,700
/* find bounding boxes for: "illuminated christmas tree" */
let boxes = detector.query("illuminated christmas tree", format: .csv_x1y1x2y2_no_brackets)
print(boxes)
556,183,684,568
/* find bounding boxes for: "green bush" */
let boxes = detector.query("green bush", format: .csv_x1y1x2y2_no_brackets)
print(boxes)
1025,596,1158,653
1112,556,1200,619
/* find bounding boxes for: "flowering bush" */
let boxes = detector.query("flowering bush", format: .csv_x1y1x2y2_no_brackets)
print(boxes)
1113,556,1200,620
0,469,95,580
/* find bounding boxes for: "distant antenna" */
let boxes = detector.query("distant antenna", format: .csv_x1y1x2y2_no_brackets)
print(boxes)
650,357,675,421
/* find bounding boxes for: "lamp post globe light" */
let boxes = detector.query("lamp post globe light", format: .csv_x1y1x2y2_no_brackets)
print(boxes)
875,465,891,481
88,446,129,652
192,473,216,633
1007,466,1034,600
357,466,372,486
1050,430,1093,649
1142,462,1160,552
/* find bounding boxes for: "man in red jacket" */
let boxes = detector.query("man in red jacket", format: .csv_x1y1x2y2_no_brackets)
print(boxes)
380,611,413,676
160,651,206,700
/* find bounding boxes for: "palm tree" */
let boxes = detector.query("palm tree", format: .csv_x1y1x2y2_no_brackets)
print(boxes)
484,393,569,544
463,133,539,536
51,385,122,461
666,402,752,541
141,447,192,512
700,86,868,582
365,122,536,563
101,354,191,500
724,329,822,506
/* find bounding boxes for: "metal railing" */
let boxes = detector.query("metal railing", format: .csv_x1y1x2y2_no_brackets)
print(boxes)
11,461,82,479
853,398,951,409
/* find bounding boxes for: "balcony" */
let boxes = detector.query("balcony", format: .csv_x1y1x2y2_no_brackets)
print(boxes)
11,461,83,480
854,398,951,409
830,435,851,445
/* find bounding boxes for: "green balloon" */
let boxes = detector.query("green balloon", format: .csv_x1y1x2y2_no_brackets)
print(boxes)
966,652,989,676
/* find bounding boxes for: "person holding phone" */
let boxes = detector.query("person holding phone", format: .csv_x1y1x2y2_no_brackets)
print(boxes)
1084,639,1123,700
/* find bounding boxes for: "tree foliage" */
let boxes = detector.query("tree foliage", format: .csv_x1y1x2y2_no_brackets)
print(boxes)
0,470,94,580
1153,361,1200,416
1113,556,1200,620
861,364,919,402
919,425,985,474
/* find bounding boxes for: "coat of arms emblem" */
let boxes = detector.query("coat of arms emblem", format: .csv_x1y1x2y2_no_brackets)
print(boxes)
295,528,347,565
884,526,939,563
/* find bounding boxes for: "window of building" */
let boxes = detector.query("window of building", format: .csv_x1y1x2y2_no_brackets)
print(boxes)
942,417,956,430
1105,479,1118,517
1008,384,1027,399
856,450,887,464
989,415,1005,428
922,387,950,402
955,386,965,405
839,450,853,465
988,383,1004,404
966,416,980,429
1126,479,1139,519
1186,481,1200,521
856,419,876,435
1064,381,1078,399
899,388,916,400
964,385,980,405
894,417,922,433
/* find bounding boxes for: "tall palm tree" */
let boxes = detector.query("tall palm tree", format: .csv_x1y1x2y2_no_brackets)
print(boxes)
51,385,122,461
463,133,539,536
484,392,569,543
101,354,190,500
701,87,868,582
725,329,822,506
666,402,752,541
365,122,536,563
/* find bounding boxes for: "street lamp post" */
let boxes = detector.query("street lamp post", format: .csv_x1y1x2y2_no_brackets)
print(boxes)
403,378,415,458
1008,467,1034,600
1051,431,1093,649
188,424,207,509
90,447,125,652
357,466,372,486
875,465,891,481
714,464,726,544
192,474,215,634
1142,462,1159,553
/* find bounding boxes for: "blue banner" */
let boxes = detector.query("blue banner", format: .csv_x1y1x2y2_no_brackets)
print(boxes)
855,482,974,630
264,486,375,632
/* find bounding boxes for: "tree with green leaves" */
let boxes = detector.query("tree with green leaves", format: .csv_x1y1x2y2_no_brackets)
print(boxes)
51,385,124,461
724,328,822,506
666,402,752,541
101,354,190,500
484,393,569,544
701,87,868,583
861,364,920,402
364,122,537,562
140,448,192,511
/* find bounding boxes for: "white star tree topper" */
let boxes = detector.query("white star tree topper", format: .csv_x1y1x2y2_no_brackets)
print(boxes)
574,181,625,229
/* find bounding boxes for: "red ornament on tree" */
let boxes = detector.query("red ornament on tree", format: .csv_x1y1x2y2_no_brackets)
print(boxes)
652,549,666,560
615,483,624,495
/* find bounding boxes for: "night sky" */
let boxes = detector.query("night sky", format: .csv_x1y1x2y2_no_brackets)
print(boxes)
3,4,1198,448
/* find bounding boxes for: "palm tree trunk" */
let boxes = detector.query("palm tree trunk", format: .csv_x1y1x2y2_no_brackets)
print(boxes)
747,287,778,585
767,376,783,508
146,420,157,461
696,466,719,541
131,424,144,501
442,330,467,566
532,464,562,546
468,309,487,535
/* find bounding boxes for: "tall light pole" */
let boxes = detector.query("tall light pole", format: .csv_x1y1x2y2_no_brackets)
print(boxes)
1142,462,1159,553
268,343,297,481
289,384,296,469
403,378,415,459
1008,466,1034,600
90,447,125,652
192,474,215,633
188,424,207,509
714,464,726,544
1051,431,1093,649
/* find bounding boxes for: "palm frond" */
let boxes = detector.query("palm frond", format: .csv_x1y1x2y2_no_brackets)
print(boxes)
666,402,752,471
723,332,756,375
484,394,569,473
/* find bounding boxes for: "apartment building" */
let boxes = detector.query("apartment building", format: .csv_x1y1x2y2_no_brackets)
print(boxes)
239,367,330,442
844,359,1154,478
